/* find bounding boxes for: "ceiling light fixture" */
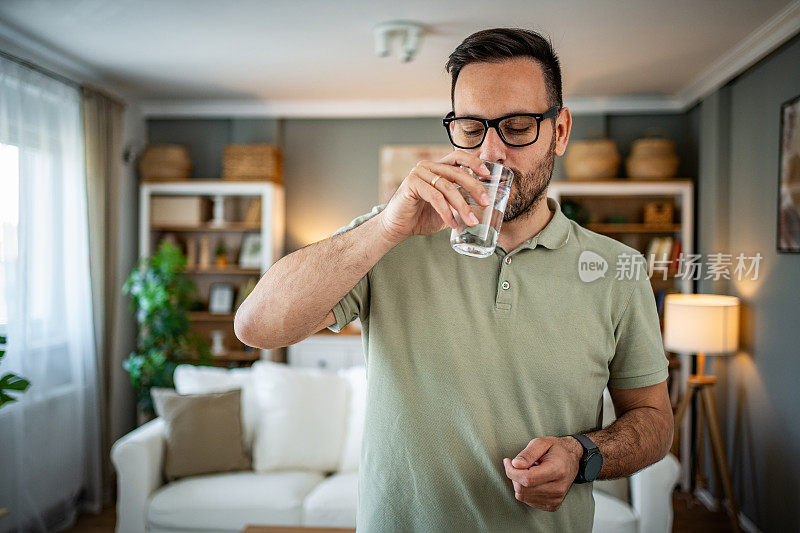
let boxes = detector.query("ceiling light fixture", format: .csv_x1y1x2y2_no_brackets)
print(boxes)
373,21,425,63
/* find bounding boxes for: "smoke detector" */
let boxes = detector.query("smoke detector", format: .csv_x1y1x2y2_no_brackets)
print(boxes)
374,21,425,63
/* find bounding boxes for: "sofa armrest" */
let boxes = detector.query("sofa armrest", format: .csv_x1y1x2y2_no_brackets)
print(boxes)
110,418,166,533
629,452,681,533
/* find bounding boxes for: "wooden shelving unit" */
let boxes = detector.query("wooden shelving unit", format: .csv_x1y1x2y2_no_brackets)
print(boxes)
548,179,694,295
139,180,285,366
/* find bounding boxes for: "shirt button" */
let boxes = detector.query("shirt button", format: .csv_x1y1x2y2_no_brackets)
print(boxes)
502,281,510,290
504,256,512,265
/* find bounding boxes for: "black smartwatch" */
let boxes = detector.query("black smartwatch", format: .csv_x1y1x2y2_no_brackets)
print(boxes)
569,434,603,484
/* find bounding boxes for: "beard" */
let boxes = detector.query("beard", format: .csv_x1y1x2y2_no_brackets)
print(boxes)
503,131,557,223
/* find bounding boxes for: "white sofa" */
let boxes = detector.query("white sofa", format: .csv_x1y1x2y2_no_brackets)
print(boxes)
111,362,680,533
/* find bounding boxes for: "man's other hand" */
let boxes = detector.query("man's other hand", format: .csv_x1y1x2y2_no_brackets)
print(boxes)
502,436,583,512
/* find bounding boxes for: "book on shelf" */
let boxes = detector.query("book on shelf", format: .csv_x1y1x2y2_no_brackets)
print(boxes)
644,236,683,277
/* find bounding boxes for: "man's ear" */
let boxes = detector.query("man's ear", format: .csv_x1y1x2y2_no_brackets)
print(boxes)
554,107,572,158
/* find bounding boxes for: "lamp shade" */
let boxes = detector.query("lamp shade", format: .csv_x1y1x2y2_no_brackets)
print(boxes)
663,294,740,354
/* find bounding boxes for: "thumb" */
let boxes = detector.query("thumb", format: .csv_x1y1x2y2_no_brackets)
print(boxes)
512,438,552,469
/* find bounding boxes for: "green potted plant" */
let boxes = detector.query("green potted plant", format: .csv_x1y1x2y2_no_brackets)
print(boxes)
0,334,29,408
215,242,228,267
123,240,210,419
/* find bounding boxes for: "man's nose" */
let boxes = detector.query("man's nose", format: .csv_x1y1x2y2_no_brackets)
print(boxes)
479,126,506,164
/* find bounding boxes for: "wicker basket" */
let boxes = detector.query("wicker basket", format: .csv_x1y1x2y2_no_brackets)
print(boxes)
625,137,679,180
643,201,674,224
222,144,282,183
564,139,621,181
139,145,192,181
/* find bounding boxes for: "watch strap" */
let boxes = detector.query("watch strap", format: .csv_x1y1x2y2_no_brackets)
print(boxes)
570,433,598,453
570,434,600,484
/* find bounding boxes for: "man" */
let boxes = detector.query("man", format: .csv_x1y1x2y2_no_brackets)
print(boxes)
235,28,673,533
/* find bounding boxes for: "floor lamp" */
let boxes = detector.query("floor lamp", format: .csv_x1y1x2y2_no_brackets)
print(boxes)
663,293,742,533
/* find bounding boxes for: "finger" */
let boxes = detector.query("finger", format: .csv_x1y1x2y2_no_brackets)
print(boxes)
517,480,564,500
414,165,479,226
439,150,491,177
409,174,458,229
518,482,565,512
423,162,491,207
512,438,553,469
513,490,553,512
504,458,528,484
504,457,561,487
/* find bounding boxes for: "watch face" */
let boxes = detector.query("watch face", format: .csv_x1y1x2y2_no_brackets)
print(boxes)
584,452,603,481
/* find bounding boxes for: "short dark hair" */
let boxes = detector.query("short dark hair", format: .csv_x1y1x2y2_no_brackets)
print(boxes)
445,28,563,111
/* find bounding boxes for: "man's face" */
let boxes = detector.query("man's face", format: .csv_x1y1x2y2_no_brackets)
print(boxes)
452,57,566,223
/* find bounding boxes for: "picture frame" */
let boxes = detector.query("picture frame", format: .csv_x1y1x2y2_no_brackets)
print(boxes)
379,144,452,204
208,282,235,314
239,232,262,268
778,93,800,252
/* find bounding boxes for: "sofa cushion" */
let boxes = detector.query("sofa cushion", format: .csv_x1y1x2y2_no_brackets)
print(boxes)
302,472,358,528
147,471,325,531
337,366,366,472
173,364,257,452
591,489,637,533
251,361,348,473
151,388,251,481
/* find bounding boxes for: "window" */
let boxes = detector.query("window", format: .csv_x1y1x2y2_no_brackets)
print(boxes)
0,142,19,326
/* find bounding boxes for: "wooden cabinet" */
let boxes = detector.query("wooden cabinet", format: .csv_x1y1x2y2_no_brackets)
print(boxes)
139,180,285,366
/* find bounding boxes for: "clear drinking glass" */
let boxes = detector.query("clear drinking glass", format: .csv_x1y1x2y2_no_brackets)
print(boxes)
450,161,514,258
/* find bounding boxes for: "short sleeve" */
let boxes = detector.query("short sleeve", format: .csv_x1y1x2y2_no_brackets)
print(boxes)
608,267,670,389
326,204,387,333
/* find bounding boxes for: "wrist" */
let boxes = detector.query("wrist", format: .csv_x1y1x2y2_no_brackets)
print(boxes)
375,212,406,247
561,435,584,464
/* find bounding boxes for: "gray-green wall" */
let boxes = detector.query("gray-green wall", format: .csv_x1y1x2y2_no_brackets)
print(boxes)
696,31,800,531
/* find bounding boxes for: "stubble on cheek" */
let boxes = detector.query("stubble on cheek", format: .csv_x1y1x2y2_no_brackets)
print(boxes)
502,135,556,223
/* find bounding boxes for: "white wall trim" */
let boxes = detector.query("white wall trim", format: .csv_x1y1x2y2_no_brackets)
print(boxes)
139,94,691,118
675,0,800,109
694,488,763,533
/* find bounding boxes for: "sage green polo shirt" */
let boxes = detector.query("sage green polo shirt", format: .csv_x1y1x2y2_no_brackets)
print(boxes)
327,196,669,533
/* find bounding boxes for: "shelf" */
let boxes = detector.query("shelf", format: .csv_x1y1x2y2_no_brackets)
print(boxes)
152,222,261,232
184,266,261,275
557,178,693,185
182,350,261,363
189,311,236,321
584,223,682,234
211,350,261,361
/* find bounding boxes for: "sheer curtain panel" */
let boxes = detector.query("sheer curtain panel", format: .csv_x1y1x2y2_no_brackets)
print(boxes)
0,55,101,531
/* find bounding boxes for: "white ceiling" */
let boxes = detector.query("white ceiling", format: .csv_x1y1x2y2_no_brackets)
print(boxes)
0,0,799,115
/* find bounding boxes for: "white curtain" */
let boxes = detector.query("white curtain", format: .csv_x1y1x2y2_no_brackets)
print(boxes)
0,55,101,531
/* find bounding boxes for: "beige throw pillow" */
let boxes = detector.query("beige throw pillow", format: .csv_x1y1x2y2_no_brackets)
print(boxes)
151,387,251,481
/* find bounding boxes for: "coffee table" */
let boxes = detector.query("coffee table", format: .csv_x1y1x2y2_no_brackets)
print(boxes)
243,527,355,533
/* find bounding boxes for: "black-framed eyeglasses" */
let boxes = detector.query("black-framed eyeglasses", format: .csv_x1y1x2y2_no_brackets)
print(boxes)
442,106,560,149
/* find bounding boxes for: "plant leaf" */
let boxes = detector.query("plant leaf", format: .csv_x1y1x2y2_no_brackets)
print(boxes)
0,373,31,391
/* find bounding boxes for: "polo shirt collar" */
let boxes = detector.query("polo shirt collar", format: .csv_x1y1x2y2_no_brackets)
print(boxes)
516,196,572,251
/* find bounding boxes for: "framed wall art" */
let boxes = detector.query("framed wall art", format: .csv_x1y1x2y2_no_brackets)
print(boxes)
778,93,800,252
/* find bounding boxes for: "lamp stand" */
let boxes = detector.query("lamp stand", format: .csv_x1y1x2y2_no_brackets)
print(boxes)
671,353,742,533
